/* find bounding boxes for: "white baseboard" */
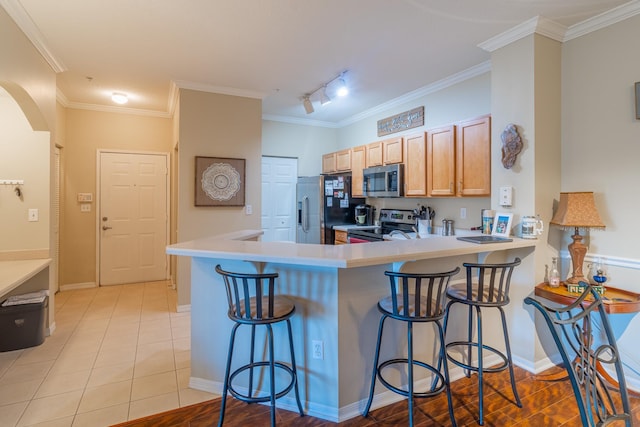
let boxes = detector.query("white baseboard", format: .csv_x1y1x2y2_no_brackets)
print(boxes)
59,282,96,291
176,304,191,313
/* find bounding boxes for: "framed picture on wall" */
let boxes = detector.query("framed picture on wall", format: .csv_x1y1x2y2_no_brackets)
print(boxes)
195,156,245,206
492,212,514,237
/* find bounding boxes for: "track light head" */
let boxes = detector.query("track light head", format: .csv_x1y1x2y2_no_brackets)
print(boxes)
320,86,331,106
303,96,314,114
336,78,349,97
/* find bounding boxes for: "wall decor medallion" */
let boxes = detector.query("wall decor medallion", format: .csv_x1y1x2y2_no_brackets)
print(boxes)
195,156,245,206
500,123,523,169
377,106,424,137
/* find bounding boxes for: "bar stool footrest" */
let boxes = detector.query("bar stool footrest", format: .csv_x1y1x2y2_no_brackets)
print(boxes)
228,361,297,404
377,358,446,399
445,341,509,373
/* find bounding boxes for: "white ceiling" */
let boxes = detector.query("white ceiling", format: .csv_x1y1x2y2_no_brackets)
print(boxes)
3,0,637,125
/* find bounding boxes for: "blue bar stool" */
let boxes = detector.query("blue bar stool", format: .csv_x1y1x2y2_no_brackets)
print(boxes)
443,258,522,425
363,267,460,427
215,265,304,427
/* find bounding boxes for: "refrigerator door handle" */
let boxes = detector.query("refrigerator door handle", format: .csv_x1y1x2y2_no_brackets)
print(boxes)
302,196,309,232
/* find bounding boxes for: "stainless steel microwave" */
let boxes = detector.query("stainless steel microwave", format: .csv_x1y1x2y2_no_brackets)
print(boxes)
362,164,404,197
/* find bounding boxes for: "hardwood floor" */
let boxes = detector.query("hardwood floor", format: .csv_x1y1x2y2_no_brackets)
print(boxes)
113,365,640,427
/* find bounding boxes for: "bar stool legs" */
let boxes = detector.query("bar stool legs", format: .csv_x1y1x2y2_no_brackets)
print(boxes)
363,268,460,427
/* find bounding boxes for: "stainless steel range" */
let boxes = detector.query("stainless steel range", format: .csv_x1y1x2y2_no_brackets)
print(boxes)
347,209,417,243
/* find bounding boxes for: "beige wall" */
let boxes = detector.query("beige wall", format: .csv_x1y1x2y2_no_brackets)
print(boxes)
0,93,50,251
176,90,262,307
262,120,338,176
61,109,172,286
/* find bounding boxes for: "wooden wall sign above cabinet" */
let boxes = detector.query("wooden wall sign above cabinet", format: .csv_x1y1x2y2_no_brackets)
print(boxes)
377,106,424,137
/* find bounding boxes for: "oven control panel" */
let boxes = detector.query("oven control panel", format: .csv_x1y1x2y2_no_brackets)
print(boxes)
378,209,416,225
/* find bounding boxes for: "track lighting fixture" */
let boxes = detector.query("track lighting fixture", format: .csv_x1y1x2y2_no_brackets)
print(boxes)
320,86,331,106
303,95,314,114
300,70,348,114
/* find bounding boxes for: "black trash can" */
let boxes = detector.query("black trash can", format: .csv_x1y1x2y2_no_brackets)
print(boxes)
0,296,48,352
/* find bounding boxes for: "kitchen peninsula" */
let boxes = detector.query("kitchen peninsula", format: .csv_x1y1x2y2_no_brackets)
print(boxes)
167,230,535,422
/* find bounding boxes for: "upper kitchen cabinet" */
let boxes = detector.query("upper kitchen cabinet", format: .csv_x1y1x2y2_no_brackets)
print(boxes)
351,145,366,197
366,142,383,167
404,133,427,196
427,125,456,197
335,149,352,172
322,149,352,174
383,137,404,164
322,152,337,174
456,115,491,197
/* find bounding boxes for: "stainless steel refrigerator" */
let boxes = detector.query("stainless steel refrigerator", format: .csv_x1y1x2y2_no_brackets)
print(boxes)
296,175,365,244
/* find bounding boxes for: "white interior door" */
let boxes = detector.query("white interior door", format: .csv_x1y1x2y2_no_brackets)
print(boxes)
261,156,297,242
99,152,168,285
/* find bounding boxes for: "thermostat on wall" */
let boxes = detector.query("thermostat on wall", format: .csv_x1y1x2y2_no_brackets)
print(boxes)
77,193,93,202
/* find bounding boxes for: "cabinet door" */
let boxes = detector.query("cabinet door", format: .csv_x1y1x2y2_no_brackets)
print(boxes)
334,230,348,245
404,133,427,197
383,137,404,164
427,125,456,197
456,115,491,196
366,142,383,167
351,145,366,197
336,149,352,172
322,152,337,174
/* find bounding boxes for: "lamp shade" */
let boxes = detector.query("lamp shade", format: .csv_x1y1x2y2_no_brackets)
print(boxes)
550,192,605,229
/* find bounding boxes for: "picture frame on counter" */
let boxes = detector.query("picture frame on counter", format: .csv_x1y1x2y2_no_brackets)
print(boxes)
492,212,513,237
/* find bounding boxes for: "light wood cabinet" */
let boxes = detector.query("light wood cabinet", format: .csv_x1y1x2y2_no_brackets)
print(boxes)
456,115,491,196
427,125,456,197
366,142,383,167
335,149,351,172
322,152,337,174
404,133,427,197
334,230,348,245
351,145,366,197
383,137,404,164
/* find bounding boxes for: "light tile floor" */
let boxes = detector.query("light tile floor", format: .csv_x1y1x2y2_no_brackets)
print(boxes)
0,281,219,427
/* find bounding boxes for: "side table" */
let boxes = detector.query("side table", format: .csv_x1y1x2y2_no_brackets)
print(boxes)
533,282,640,390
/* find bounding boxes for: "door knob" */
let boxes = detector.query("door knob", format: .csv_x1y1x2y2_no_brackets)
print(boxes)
102,226,112,230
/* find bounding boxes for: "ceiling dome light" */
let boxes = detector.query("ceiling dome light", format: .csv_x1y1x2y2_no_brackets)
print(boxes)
336,79,349,97
111,92,128,104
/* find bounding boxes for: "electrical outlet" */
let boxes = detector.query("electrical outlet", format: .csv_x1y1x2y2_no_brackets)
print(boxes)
246,204,252,215
312,340,324,360
460,207,467,219
28,208,39,222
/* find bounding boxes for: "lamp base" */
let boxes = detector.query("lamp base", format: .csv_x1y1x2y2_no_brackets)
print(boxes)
566,230,587,284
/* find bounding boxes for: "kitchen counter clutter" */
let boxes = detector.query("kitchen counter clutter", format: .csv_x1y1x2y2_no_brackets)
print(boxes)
167,229,535,422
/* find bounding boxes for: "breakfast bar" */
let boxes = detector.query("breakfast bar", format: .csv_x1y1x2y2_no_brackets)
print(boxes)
167,231,536,422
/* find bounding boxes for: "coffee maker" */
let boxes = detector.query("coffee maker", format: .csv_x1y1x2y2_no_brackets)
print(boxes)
355,204,375,225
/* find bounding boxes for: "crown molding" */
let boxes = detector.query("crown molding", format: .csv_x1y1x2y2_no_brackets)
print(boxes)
478,16,567,53
338,61,491,128
167,81,179,117
0,0,66,73
55,88,69,107
262,114,340,128
564,0,640,41
173,80,267,100
65,101,172,118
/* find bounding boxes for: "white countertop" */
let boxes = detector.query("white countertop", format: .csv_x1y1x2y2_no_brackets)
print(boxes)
333,224,378,231
0,258,52,298
166,229,536,269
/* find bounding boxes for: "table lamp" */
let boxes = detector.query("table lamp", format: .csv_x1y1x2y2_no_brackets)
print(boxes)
550,192,605,284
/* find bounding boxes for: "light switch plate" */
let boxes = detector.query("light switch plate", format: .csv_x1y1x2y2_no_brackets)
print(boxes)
500,186,513,207
28,208,39,221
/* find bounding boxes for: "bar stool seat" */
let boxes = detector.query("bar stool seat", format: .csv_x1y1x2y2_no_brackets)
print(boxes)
363,267,460,427
215,265,304,427
443,258,522,426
